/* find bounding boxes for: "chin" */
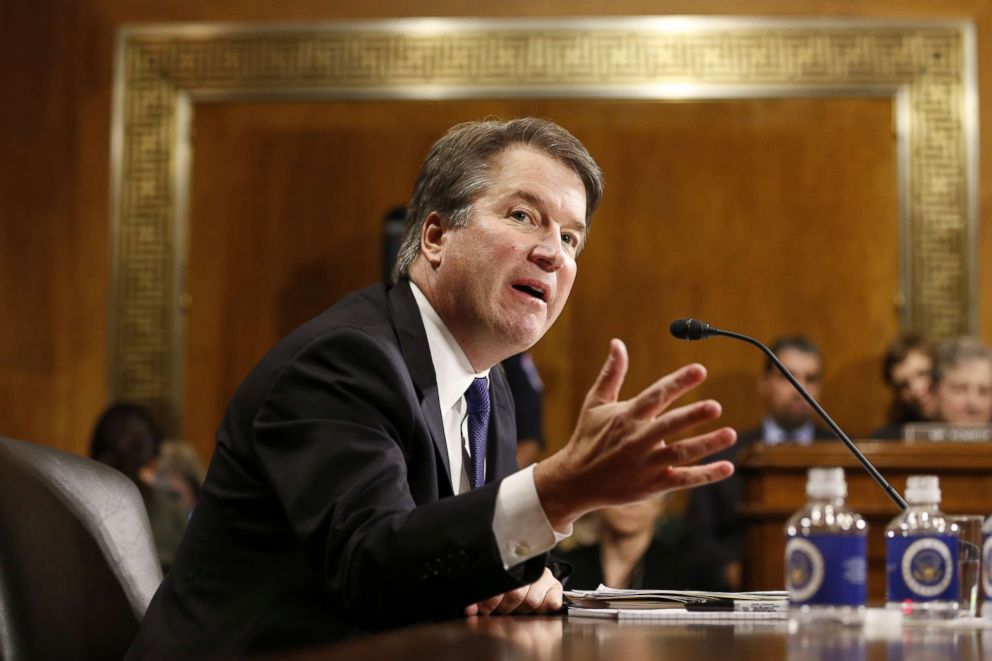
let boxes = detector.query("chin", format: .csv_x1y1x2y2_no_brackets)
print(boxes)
498,320,546,350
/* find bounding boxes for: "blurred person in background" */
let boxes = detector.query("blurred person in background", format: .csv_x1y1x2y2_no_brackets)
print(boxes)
89,402,188,571
930,336,992,425
156,440,207,518
748,336,831,446
873,334,936,439
503,351,546,468
558,496,726,590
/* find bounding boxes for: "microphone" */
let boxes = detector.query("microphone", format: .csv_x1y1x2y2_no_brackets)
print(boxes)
670,318,716,341
670,318,907,511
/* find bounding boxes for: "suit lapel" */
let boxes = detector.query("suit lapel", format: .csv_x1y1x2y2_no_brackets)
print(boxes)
388,280,452,494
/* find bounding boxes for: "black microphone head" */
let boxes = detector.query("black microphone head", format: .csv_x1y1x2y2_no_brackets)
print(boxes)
670,318,711,341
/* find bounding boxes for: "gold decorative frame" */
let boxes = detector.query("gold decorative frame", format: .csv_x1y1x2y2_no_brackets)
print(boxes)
110,17,979,432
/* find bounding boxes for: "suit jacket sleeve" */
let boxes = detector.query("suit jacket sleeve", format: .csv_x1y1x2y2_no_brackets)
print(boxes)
250,326,544,626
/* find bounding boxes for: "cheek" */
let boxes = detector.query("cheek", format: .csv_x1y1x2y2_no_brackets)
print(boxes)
557,264,577,299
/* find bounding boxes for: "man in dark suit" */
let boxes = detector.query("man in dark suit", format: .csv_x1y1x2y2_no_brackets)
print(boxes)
128,118,737,660
686,335,831,589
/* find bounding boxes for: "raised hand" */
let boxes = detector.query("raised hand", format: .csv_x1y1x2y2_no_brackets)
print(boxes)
534,339,736,530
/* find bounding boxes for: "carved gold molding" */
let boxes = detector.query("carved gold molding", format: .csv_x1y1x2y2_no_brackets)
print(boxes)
110,17,979,431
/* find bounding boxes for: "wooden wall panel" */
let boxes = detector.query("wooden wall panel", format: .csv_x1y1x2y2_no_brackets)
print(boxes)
184,97,897,459
0,0,990,462
0,0,106,453
558,98,900,447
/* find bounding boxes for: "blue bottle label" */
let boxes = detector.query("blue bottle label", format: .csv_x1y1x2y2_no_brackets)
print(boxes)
786,534,867,606
983,533,992,599
886,534,959,602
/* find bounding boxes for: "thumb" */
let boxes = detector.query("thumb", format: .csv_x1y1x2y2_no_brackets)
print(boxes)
585,339,628,406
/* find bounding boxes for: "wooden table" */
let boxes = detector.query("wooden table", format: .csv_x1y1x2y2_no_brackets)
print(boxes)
280,612,991,660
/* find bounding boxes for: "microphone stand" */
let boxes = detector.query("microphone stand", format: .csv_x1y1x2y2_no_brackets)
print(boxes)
697,325,908,512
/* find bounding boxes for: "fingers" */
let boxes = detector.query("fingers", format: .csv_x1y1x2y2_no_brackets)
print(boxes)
513,584,560,615
652,427,737,467
538,578,564,613
633,399,723,444
658,459,735,490
629,400,725,452
491,585,529,615
496,569,563,615
628,363,707,420
584,339,628,407
475,593,505,615
479,570,564,616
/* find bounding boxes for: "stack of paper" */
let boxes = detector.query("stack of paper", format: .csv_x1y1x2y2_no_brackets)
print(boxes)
565,586,788,621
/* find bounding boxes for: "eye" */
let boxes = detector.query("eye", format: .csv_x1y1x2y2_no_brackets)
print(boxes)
510,209,533,224
561,231,582,252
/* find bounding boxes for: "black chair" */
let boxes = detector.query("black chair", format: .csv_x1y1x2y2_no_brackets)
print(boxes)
0,436,163,660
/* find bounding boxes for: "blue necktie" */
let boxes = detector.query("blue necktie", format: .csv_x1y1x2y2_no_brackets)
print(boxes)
464,377,490,489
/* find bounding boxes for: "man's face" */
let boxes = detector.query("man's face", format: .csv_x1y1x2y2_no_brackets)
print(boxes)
890,349,935,419
426,145,587,368
758,348,823,431
933,359,992,424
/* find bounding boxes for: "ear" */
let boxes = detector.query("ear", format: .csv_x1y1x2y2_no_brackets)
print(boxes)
420,211,447,267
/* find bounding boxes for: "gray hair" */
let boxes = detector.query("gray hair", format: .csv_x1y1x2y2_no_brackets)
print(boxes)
932,336,992,384
391,117,604,283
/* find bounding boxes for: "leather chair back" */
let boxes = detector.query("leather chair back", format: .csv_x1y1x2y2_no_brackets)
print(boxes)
0,436,163,661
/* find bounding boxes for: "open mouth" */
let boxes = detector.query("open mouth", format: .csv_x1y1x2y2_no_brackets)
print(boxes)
511,283,547,302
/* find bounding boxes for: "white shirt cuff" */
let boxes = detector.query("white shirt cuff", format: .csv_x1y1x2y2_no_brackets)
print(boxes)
492,463,573,570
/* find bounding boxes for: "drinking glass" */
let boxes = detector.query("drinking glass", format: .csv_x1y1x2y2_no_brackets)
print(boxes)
950,514,984,617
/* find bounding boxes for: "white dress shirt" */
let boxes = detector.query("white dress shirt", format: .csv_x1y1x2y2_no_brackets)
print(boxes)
409,283,570,569
761,416,816,446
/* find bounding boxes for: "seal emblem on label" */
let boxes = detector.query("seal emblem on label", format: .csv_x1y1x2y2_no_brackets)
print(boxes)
901,537,953,597
786,538,824,602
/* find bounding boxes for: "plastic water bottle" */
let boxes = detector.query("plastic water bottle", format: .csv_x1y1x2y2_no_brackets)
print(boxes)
785,467,868,625
885,475,959,619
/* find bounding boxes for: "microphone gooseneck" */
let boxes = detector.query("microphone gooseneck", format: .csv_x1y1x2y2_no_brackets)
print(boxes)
670,318,907,512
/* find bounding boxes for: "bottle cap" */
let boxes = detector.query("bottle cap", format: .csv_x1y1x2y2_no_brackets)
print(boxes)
905,475,941,504
806,467,846,499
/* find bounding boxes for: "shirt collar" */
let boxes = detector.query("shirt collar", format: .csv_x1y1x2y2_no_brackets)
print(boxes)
409,282,489,412
762,417,815,445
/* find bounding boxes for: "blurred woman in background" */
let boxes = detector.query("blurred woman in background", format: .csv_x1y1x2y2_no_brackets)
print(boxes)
558,496,728,591
89,402,188,571
873,334,935,439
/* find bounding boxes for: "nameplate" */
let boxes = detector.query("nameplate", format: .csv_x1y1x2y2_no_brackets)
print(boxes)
903,423,992,443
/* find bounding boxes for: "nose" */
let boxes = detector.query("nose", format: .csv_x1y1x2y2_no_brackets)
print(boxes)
529,225,566,272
